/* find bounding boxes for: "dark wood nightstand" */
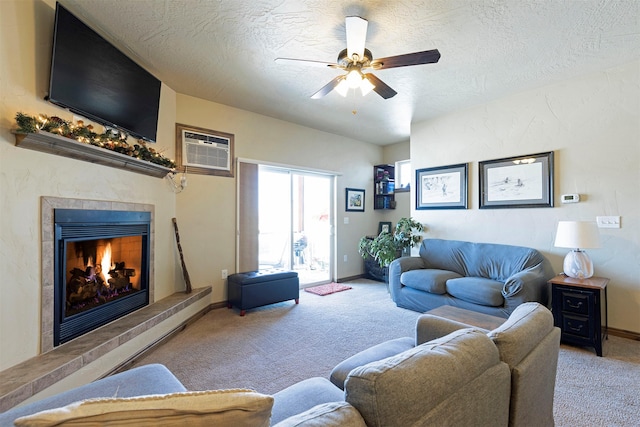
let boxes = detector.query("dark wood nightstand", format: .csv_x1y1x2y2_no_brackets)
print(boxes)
549,274,609,356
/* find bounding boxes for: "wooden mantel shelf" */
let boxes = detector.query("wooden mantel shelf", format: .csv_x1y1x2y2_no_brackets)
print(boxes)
13,130,173,178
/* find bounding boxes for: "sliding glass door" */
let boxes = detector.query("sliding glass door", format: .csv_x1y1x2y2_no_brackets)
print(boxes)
258,166,333,286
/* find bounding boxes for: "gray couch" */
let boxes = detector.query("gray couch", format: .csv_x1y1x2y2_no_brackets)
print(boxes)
330,302,561,427
389,238,555,317
1,329,511,427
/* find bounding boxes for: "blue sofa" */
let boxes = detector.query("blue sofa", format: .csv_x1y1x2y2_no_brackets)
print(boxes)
389,239,555,318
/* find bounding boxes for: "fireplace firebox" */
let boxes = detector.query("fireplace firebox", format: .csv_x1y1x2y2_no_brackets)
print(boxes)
54,209,151,346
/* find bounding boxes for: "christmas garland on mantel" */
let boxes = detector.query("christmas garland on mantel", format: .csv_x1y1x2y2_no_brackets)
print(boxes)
14,112,176,168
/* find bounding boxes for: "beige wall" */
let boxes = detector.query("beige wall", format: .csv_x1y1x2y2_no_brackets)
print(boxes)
411,61,640,333
0,0,180,370
174,94,382,302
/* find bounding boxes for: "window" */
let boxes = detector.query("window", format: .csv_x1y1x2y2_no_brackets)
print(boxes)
395,160,411,192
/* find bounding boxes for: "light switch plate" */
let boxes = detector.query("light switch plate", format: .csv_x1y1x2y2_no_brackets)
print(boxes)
596,216,621,228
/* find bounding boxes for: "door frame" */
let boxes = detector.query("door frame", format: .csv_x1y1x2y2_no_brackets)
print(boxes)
236,158,339,282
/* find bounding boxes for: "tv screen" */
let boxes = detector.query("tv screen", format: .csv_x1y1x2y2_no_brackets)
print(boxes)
48,3,161,142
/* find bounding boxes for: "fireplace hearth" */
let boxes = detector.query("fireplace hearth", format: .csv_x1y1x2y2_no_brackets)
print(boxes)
54,209,151,346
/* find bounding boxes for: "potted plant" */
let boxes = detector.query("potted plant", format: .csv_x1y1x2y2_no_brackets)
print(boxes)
394,217,424,257
359,217,424,281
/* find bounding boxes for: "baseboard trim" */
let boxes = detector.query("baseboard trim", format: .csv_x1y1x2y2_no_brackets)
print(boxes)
337,274,366,283
608,326,640,341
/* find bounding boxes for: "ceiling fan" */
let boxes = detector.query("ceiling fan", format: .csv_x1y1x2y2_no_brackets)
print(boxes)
275,16,440,99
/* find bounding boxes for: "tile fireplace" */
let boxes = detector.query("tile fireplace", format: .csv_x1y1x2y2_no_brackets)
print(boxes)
41,197,156,353
54,209,151,345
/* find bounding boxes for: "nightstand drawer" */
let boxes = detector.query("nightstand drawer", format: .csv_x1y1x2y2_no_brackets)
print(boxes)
562,314,591,338
548,275,609,357
560,291,591,315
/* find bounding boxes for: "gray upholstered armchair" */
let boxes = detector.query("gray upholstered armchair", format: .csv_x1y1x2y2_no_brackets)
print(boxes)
331,302,561,426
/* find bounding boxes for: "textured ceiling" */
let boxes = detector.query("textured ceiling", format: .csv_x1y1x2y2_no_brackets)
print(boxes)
61,0,640,145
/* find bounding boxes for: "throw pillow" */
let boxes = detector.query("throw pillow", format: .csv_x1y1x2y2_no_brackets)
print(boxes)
14,388,273,427
274,402,366,427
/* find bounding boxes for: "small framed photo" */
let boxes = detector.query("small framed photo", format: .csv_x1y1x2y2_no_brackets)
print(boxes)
416,163,468,210
378,221,392,234
479,151,554,209
345,188,365,212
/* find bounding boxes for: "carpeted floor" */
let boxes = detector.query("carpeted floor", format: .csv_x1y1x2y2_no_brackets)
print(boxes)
135,279,640,426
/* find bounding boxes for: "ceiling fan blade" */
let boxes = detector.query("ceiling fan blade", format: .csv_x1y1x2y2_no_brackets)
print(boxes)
311,75,344,99
363,73,397,99
371,49,441,70
275,57,340,68
345,16,368,60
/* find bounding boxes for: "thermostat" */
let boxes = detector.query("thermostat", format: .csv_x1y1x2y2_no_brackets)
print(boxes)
561,194,580,204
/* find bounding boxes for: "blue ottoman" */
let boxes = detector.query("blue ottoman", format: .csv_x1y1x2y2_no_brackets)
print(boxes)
227,269,299,316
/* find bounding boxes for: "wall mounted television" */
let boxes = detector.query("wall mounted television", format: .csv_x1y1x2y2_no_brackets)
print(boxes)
47,2,161,143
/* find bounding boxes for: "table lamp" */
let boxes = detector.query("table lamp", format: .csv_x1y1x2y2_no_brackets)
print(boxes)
554,221,600,279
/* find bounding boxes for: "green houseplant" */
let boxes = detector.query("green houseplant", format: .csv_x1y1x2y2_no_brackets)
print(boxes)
358,217,424,268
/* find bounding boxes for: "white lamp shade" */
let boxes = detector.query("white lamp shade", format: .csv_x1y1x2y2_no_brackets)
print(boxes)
360,77,375,96
554,221,600,249
554,221,600,279
335,78,349,97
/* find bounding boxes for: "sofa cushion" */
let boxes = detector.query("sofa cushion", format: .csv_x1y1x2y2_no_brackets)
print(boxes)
271,377,344,425
14,389,273,427
274,402,366,427
330,337,415,389
446,277,504,307
344,329,503,427
0,364,187,426
419,238,547,281
488,301,555,366
400,269,462,294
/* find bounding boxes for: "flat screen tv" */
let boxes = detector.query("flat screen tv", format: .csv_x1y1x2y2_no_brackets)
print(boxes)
48,3,161,142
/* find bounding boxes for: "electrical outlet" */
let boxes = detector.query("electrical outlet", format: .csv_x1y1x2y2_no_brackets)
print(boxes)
221,269,228,279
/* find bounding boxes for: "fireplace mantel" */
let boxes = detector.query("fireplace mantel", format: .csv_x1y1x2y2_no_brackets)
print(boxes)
13,130,173,178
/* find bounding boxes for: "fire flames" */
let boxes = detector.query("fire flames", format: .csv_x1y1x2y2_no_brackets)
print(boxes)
100,243,113,286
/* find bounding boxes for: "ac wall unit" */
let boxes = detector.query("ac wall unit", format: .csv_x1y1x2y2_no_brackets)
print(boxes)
182,130,230,171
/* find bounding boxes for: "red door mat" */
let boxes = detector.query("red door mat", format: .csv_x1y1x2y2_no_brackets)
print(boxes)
304,283,352,296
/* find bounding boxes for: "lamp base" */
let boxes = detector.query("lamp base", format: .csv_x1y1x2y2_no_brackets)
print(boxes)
563,249,594,279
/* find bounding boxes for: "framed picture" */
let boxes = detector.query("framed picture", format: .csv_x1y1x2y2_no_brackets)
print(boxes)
345,188,365,212
378,221,392,234
175,123,234,177
416,163,468,210
479,151,554,209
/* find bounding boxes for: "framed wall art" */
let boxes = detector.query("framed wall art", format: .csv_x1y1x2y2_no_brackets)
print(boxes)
378,221,392,234
479,151,554,209
345,188,365,212
416,163,468,210
175,123,234,177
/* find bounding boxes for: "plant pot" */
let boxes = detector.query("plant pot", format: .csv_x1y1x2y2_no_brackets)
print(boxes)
364,257,388,283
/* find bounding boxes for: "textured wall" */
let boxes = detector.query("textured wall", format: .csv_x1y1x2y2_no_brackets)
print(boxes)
0,0,178,370
411,61,640,333
174,94,383,303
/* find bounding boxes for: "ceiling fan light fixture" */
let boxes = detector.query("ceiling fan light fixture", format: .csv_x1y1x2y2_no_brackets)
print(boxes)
346,70,363,88
335,78,349,97
360,76,375,96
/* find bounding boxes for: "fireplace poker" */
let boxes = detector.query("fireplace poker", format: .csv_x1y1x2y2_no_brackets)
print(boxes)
172,218,192,294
